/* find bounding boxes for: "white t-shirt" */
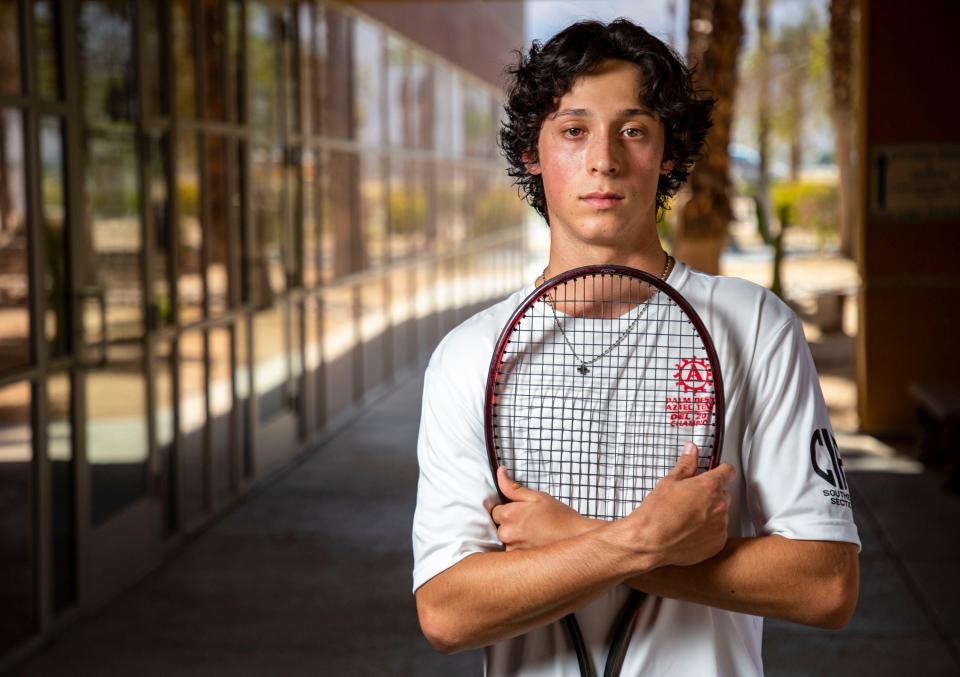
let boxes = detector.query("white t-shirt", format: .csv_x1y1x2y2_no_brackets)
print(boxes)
412,261,860,677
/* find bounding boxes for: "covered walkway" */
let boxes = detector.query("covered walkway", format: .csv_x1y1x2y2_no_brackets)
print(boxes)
12,336,960,675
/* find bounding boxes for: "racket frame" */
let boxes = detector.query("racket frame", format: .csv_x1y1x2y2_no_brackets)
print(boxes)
482,264,726,677
485,264,726,499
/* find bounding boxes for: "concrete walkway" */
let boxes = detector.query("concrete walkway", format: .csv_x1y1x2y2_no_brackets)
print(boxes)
13,341,960,675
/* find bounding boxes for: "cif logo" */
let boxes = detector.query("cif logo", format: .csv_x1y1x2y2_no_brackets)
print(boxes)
810,428,847,490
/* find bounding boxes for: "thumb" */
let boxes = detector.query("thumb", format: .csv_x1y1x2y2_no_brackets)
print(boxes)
669,442,699,479
497,466,534,502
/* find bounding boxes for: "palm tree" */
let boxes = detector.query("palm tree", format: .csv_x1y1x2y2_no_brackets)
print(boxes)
676,0,746,274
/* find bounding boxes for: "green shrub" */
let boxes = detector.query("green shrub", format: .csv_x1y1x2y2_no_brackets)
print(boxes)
770,180,838,245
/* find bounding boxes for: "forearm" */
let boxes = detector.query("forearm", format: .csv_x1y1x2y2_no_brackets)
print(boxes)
416,520,653,653
628,535,860,628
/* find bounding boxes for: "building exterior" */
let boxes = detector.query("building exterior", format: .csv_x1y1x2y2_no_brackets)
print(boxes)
0,0,525,664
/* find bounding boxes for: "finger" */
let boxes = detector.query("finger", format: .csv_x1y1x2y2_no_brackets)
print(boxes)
709,462,736,485
668,442,699,479
497,465,536,502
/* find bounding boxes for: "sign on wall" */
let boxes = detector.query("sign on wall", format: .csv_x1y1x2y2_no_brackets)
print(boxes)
868,144,960,221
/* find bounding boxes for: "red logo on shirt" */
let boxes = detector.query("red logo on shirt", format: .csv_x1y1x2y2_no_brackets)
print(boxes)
673,356,713,393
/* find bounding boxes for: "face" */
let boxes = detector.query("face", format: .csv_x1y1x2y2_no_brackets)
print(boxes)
527,59,672,249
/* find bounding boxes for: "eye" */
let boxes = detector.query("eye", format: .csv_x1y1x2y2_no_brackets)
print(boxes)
562,127,584,138
622,127,646,139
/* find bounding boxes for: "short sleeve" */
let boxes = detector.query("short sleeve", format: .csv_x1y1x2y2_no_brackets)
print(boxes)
741,318,860,550
411,360,502,592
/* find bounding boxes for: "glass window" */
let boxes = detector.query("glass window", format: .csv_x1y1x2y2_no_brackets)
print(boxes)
385,36,407,149
208,325,234,506
311,4,327,137
179,329,206,525
79,1,135,126
40,117,69,358
83,133,143,349
47,372,75,612
0,1,22,96
172,0,196,119
432,64,454,153
389,263,415,370
33,0,61,100
449,72,465,157
435,161,466,252
297,3,314,136
254,305,287,422
201,0,228,120
289,300,302,384
248,2,280,139
464,83,493,158
153,339,176,533
327,149,358,279
80,3,143,347
354,20,384,147
388,157,426,259
302,148,319,288
360,155,386,269
177,132,203,324
0,380,36,653
250,144,284,304
0,108,30,373
325,6,352,139
317,149,333,283
206,135,231,315
285,147,300,288
410,49,432,150
360,274,388,391
227,0,243,122
281,4,297,135
322,284,355,420
88,351,148,526
234,316,252,478
303,294,322,432
142,0,166,119
148,132,173,328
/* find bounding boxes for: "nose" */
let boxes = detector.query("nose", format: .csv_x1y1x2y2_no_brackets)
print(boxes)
587,132,621,175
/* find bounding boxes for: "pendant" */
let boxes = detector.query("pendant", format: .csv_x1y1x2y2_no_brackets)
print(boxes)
577,365,590,375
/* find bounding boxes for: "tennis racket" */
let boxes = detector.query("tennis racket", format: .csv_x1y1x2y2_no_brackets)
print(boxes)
484,264,724,677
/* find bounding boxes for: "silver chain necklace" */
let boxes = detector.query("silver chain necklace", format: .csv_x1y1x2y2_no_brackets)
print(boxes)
540,254,672,375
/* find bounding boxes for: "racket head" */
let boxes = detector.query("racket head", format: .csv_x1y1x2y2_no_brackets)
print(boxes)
484,264,725,516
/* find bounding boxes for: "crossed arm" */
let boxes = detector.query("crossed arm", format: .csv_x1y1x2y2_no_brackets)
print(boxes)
415,447,859,654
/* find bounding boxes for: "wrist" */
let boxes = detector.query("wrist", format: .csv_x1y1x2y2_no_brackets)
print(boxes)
594,514,663,578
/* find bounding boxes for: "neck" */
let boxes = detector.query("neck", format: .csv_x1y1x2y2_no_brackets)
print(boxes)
543,227,669,281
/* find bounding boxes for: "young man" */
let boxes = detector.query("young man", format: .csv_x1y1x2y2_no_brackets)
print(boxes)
413,20,859,676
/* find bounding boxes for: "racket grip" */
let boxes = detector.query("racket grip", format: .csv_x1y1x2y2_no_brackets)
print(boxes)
563,613,596,677
603,590,645,677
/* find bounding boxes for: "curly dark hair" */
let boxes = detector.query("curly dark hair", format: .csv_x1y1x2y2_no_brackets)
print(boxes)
499,19,714,222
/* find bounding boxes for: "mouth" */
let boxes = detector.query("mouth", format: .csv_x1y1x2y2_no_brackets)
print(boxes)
580,192,624,209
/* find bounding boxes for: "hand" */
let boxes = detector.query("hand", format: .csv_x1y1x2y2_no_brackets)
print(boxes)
626,442,734,569
490,466,597,551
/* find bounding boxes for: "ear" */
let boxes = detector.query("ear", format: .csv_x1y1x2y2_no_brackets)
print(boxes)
660,158,675,175
522,151,542,176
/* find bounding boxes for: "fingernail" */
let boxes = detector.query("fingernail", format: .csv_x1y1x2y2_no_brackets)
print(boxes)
682,442,695,456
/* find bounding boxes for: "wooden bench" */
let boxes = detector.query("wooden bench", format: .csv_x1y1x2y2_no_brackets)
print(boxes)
908,381,960,491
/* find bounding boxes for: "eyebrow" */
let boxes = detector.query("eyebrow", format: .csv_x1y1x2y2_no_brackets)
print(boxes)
553,108,655,119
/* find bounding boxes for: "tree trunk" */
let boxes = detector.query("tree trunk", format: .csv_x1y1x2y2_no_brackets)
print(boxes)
830,0,857,259
677,0,745,274
756,0,773,243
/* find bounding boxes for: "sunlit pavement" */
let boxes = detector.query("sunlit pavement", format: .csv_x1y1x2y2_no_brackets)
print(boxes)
13,248,960,676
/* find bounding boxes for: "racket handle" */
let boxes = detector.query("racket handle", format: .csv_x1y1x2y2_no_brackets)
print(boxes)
603,590,645,677
563,613,596,677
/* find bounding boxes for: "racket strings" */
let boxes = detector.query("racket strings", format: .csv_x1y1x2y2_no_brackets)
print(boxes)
493,273,717,521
